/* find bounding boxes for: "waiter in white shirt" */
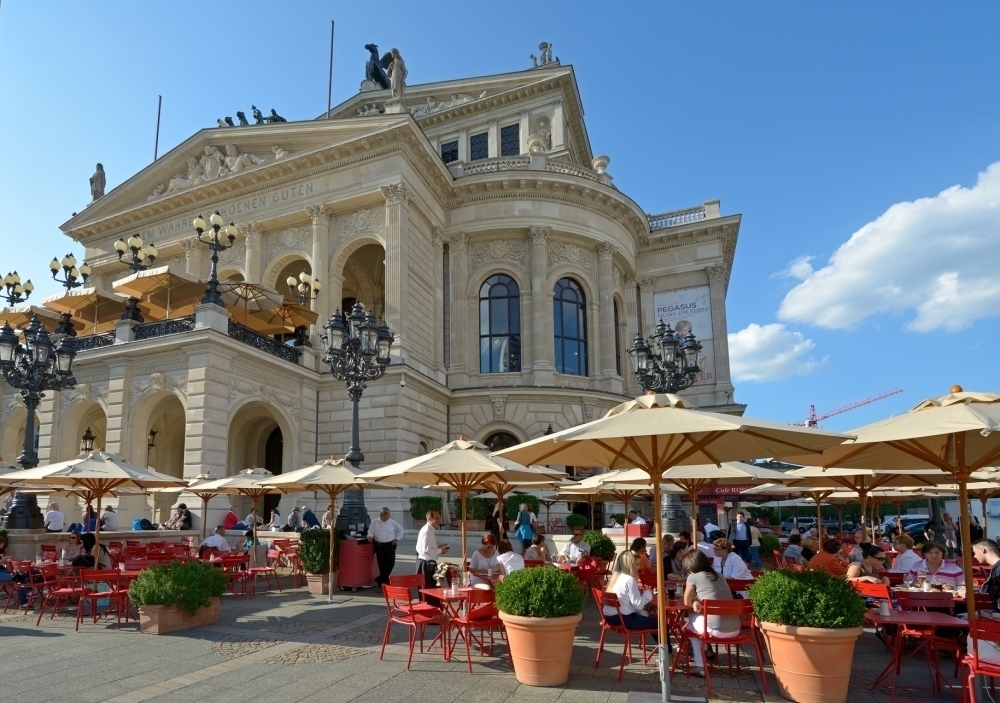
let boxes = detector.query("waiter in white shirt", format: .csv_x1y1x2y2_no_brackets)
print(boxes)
415,510,449,591
628,510,647,525
368,507,405,586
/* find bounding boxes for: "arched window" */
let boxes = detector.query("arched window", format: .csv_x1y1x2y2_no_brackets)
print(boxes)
553,278,587,376
479,275,521,373
483,431,520,452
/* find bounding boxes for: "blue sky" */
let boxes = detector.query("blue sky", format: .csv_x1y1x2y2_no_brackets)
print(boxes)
1,2,997,431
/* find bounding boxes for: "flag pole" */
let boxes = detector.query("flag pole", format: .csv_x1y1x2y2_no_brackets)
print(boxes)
153,95,162,161
326,21,335,118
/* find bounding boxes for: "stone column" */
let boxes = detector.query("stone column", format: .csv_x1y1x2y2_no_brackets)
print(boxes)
243,222,263,284
597,243,617,389
380,183,410,361
306,205,331,337
105,360,145,524
638,276,657,336
551,99,565,150
487,118,498,158
446,232,469,386
327,271,345,318
519,109,530,154
529,227,553,386
707,265,734,402
432,227,445,374
622,275,639,396
181,240,203,278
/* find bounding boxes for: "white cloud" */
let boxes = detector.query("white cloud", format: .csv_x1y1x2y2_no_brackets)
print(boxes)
728,323,824,382
774,255,814,281
777,162,1000,331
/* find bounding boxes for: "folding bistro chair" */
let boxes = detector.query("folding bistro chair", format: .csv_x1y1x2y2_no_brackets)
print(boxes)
592,588,657,681
380,585,446,669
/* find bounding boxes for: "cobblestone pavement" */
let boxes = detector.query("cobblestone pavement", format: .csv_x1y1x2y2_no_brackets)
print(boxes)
0,573,978,703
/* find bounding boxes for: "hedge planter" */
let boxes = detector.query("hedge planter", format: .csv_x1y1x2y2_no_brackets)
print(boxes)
500,612,582,686
759,623,863,703
306,573,337,595
138,598,220,635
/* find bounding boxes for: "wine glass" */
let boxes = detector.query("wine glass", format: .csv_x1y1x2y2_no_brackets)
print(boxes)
902,573,913,589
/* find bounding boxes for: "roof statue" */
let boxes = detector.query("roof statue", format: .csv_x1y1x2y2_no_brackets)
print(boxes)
89,163,106,202
251,106,266,124
388,48,407,102
530,41,557,68
268,109,287,123
364,44,392,90
236,111,250,126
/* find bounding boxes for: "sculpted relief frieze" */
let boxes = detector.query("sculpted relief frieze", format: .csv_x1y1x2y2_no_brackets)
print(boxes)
217,240,246,265
335,208,385,249
548,241,594,272
130,372,188,405
59,382,110,412
146,144,292,201
228,377,299,418
470,239,527,271
265,226,313,259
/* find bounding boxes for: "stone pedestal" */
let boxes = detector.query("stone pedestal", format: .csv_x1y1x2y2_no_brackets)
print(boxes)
194,303,230,334
115,319,138,343
382,98,406,114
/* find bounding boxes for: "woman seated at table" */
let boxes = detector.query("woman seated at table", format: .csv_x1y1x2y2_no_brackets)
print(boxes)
808,539,849,576
800,536,817,563
682,549,740,677
890,534,922,573
468,534,500,586
631,537,654,575
782,534,805,565
61,532,85,562
848,532,866,563
846,544,890,585
523,534,552,563
603,551,657,637
712,538,753,580
909,541,962,587
497,539,525,575
666,542,691,579
80,533,113,569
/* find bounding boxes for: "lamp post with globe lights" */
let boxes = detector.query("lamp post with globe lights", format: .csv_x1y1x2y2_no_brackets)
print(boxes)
286,271,320,306
0,271,33,305
114,234,158,273
321,301,394,530
192,212,237,306
49,254,91,289
0,315,77,528
627,320,703,533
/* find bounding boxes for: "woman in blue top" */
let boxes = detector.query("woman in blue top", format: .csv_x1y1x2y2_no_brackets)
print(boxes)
514,503,534,550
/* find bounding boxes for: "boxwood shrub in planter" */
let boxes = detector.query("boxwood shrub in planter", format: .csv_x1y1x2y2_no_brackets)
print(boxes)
504,494,540,520
129,560,229,634
582,531,615,561
298,527,340,594
409,496,442,528
494,566,585,686
747,568,866,703
565,513,588,530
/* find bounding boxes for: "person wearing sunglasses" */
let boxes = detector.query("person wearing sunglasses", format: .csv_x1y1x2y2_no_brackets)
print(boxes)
557,528,591,564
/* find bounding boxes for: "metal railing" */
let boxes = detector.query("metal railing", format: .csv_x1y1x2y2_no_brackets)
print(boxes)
227,320,300,364
135,316,196,341
73,333,116,352
648,206,707,231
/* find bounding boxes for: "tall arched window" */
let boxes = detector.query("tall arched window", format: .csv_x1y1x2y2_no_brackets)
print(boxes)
483,431,520,452
479,275,521,373
553,278,587,376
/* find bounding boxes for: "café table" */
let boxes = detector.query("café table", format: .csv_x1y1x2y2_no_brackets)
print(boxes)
419,586,474,660
864,608,969,699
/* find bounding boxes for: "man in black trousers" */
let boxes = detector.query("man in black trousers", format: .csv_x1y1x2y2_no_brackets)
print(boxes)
367,507,405,586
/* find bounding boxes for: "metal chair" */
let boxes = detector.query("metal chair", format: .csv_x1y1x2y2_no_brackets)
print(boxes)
379,584,446,669
592,587,658,681
447,588,510,672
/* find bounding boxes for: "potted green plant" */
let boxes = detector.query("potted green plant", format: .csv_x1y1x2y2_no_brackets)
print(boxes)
582,531,615,562
298,528,338,594
494,566,586,686
453,496,490,532
128,560,229,634
612,512,626,526
565,513,588,531
409,496,442,530
747,568,866,703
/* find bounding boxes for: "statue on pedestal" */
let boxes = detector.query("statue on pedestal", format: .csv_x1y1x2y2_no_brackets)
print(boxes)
388,48,407,102
89,163,106,201
364,44,391,90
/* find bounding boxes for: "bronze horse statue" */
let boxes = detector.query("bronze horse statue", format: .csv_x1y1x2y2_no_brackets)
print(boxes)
364,43,391,90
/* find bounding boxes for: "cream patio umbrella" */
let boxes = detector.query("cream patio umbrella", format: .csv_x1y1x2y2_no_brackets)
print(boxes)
41,287,134,335
358,438,564,567
785,386,1000,621
0,461,22,502
262,455,402,600
0,305,62,331
249,301,318,334
7,451,186,567
216,281,284,327
193,467,287,565
112,265,205,319
494,392,850,703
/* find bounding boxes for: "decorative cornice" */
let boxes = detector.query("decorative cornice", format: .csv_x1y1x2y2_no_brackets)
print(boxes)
380,182,411,205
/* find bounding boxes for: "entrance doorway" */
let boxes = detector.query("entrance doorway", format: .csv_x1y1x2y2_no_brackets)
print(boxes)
263,427,283,518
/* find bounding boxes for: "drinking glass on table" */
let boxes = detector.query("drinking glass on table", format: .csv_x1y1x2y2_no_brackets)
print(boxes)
902,573,913,588
916,570,927,588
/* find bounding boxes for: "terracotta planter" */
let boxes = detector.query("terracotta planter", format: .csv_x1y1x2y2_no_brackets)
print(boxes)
499,611,582,686
759,622,863,703
412,519,426,531
306,573,336,594
137,598,220,635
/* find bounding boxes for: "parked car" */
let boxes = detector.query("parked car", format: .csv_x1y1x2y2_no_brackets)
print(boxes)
803,519,859,535
882,515,930,539
779,517,814,536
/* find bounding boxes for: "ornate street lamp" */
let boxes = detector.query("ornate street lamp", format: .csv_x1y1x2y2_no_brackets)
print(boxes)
81,427,96,452
0,315,77,528
48,253,91,290
114,234,158,273
193,212,237,306
1,271,33,305
286,271,320,306
321,301,394,530
627,320,702,533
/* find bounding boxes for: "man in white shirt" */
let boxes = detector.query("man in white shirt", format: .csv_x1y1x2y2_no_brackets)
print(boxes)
44,503,64,533
100,506,120,531
368,507,405,586
415,511,449,590
703,518,722,540
199,526,231,556
890,535,923,574
628,510,647,525
558,527,592,563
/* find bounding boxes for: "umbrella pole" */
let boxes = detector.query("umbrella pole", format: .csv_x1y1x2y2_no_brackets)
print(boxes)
251,496,258,567
652,480,670,703
858,490,869,543
689,487,699,541
327,489,338,602
837,506,844,539
201,494,209,540
982,495,989,539
959,477,976,625
460,488,469,572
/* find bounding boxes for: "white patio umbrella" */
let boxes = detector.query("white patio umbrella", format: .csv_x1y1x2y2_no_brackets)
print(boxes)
495,392,850,703
216,281,284,327
41,286,134,335
7,451,186,567
194,468,287,564
359,438,563,567
262,456,401,600
112,265,205,319
0,305,62,331
785,386,1000,621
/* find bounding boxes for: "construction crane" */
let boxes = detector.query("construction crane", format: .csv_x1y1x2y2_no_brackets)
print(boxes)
796,388,903,428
